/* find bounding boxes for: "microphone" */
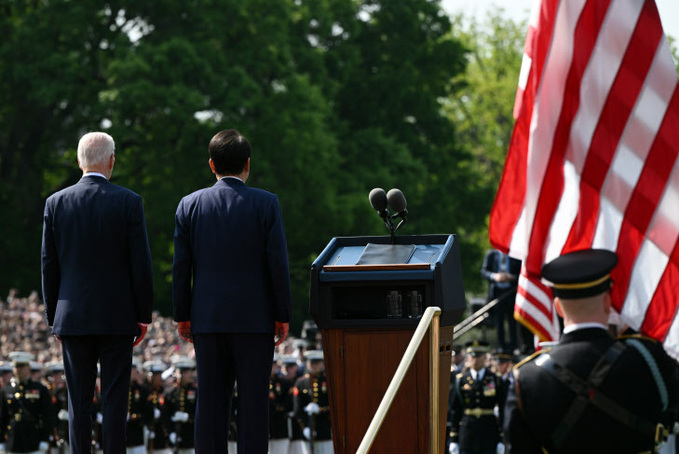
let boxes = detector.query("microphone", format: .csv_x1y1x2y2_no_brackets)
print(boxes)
386,188,407,215
369,188,389,218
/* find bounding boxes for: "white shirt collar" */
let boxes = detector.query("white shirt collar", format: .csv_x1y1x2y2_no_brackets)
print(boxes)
220,176,243,182
470,368,485,381
563,322,607,335
83,172,107,180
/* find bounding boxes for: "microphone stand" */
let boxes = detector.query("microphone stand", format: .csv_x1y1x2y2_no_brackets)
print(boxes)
388,211,407,244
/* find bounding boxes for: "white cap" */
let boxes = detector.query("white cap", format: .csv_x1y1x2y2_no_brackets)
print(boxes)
303,350,324,362
170,355,196,370
9,351,35,366
131,356,143,371
143,360,167,374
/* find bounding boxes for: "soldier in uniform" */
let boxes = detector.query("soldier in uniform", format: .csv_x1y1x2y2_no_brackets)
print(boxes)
44,362,68,454
162,356,197,454
503,249,679,454
0,352,53,454
144,360,171,454
126,357,153,454
293,350,332,454
449,341,504,454
269,355,292,454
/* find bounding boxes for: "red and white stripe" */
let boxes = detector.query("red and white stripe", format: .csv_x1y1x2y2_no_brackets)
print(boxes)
489,0,679,359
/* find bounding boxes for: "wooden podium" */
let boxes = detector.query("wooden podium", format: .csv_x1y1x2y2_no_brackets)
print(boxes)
309,235,466,453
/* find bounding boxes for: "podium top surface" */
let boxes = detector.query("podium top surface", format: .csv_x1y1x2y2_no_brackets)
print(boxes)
312,235,454,282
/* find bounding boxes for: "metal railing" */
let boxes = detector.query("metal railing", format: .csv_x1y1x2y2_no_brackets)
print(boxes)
356,306,442,454
453,297,499,340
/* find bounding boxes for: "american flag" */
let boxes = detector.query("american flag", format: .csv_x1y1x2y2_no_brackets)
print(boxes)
489,0,679,359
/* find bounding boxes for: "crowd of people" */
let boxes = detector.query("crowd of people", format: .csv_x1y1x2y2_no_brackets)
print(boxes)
0,289,332,454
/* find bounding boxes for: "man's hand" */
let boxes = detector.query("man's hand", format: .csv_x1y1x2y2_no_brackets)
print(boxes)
54,334,61,343
133,323,148,347
178,321,192,343
274,321,289,346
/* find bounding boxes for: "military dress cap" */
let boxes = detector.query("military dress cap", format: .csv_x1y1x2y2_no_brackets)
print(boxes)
464,340,490,356
303,350,324,362
170,355,196,370
143,359,167,374
280,355,299,366
0,361,13,373
494,353,514,363
30,361,43,372
9,351,35,365
131,356,143,371
541,248,617,299
44,361,65,375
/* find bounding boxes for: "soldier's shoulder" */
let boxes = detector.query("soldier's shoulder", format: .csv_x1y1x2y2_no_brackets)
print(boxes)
514,348,551,370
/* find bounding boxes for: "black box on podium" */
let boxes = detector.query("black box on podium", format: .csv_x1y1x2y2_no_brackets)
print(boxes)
309,234,466,453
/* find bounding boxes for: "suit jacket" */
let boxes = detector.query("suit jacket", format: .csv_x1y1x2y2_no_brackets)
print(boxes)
481,249,521,302
172,177,292,333
504,328,679,454
41,175,154,335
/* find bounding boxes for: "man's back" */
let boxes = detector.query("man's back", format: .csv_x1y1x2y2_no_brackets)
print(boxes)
42,175,154,335
172,177,291,333
505,327,679,453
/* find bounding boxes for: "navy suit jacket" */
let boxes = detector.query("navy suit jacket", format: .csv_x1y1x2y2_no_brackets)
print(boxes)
41,175,154,335
172,177,292,333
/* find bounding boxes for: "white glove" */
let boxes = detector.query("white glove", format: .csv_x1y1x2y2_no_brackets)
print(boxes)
39,441,49,452
450,442,460,454
58,409,69,421
303,427,311,440
304,402,320,415
171,411,189,422
674,421,679,434
496,442,505,454
126,413,130,421
154,408,161,419
148,430,156,439
169,432,177,444
96,412,103,424
0,443,6,454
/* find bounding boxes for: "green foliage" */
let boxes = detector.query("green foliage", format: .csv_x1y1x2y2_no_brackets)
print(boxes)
0,0,503,332
444,9,527,291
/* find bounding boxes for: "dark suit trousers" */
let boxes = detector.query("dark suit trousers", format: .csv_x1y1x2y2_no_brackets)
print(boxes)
193,333,273,454
61,335,134,454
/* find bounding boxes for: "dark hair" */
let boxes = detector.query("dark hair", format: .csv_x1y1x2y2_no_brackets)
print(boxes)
208,129,251,175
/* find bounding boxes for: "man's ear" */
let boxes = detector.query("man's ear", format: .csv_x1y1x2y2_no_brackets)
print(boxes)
554,297,565,318
209,158,216,174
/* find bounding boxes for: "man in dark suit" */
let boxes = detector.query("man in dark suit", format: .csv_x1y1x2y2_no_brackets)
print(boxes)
172,129,292,453
41,131,154,453
503,249,679,454
481,249,522,354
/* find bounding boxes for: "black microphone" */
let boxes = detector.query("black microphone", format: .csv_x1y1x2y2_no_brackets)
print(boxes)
386,188,407,215
369,188,388,216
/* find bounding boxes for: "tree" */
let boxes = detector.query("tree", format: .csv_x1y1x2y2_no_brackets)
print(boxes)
0,0,477,331
443,9,527,291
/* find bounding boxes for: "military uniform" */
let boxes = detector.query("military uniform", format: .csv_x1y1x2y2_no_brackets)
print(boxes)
0,352,53,454
162,357,197,454
269,372,293,454
504,249,679,454
126,381,152,453
144,360,171,454
504,329,679,453
450,367,503,453
44,362,68,454
293,351,332,454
